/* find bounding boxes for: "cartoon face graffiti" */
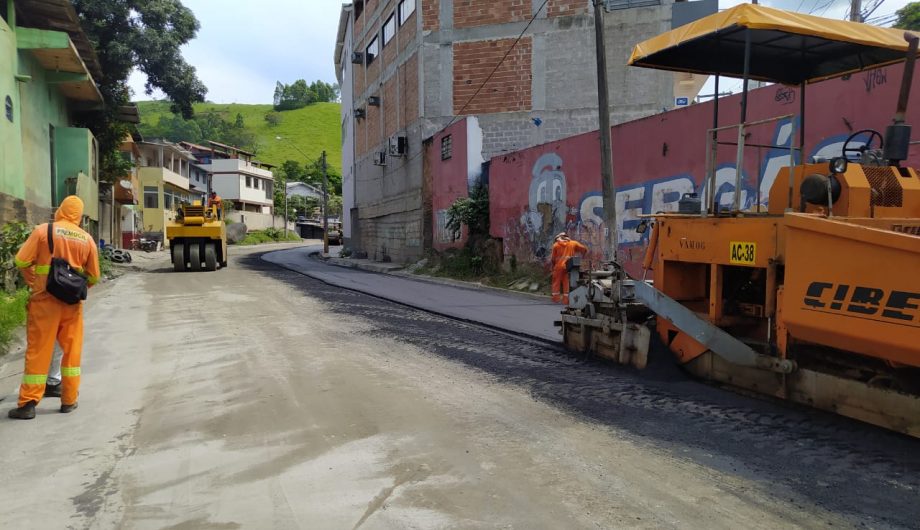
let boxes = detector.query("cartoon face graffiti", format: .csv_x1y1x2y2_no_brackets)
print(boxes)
520,153,567,257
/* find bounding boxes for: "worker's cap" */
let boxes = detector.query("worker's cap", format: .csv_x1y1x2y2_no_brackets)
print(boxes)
555,232,568,241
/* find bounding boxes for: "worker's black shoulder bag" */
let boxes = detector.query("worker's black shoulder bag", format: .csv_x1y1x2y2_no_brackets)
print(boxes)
45,222,88,304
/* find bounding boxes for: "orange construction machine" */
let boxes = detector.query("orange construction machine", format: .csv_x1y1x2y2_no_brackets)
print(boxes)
560,4,920,437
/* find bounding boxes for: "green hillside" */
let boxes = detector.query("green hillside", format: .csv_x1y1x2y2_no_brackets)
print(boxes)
134,101,342,171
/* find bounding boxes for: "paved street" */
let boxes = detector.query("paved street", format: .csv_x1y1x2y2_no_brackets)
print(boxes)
1,243,919,529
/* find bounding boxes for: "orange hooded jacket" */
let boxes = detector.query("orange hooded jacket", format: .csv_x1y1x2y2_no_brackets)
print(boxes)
14,196,101,298
551,239,588,271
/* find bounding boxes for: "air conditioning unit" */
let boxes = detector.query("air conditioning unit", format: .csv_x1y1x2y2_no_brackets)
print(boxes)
388,136,408,157
373,151,387,166
354,107,366,119
368,95,381,107
350,51,364,64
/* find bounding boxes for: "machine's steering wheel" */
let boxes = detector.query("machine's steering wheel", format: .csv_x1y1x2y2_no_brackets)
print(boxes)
841,129,884,161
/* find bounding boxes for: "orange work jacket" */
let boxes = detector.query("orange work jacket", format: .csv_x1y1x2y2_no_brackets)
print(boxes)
551,239,588,271
14,196,100,298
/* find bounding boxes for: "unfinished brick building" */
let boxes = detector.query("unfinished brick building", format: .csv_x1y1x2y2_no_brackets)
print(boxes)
336,0,677,262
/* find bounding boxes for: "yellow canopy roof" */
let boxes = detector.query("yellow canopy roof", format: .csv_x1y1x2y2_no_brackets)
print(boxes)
628,3,918,84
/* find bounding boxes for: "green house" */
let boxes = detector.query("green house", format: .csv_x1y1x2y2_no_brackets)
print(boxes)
0,0,103,233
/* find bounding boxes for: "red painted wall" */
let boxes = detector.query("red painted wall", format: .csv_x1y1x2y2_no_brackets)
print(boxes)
430,119,470,250
488,63,920,272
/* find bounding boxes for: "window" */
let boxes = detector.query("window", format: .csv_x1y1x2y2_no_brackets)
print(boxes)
246,176,253,188
441,135,453,160
144,186,159,209
164,193,173,211
5,95,12,122
398,0,416,26
383,14,396,45
366,36,379,65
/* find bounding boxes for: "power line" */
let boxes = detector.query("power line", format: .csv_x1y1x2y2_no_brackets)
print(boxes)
447,0,551,128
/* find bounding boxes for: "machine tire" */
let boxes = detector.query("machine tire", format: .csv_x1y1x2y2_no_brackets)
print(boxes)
204,242,218,271
172,242,186,272
189,242,202,271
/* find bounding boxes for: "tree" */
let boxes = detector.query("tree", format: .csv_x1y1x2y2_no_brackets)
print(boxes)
72,0,207,182
234,113,245,129
327,195,343,217
446,185,490,242
272,79,338,111
280,160,305,182
895,3,920,31
264,111,282,127
149,114,202,143
300,156,343,194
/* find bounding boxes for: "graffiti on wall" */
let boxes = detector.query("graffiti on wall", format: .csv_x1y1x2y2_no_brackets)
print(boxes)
503,119,871,264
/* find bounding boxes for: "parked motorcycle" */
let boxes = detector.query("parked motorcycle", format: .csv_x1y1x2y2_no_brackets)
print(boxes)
138,238,158,253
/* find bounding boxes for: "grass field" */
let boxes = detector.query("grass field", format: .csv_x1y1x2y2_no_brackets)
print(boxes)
135,101,343,171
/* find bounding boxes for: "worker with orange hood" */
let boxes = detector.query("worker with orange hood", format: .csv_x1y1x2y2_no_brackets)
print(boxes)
8,196,100,420
550,232,588,304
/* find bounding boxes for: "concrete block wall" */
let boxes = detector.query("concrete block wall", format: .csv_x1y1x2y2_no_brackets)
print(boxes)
478,109,601,159
424,0,673,147
353,119,426,263
344,0,673,261
547,0,589,17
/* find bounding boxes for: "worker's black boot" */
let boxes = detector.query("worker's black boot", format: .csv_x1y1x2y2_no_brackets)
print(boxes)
60,402,78,414
44,383,62,398
8,401,37,420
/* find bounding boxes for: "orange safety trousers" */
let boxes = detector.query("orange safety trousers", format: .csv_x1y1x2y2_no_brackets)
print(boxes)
551,265,570,305
19,294,83,407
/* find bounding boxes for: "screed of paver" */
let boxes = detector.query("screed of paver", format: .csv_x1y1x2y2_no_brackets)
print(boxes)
0,246,852,529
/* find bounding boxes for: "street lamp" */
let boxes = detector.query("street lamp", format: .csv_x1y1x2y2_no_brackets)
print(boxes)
275,136,330,254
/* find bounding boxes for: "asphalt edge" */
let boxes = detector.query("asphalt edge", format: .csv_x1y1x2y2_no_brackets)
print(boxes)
318,255,553,303
258,249,568,352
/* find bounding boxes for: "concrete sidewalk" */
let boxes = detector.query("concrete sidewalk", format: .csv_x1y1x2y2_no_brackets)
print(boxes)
262,246,563,343
321,254,551,302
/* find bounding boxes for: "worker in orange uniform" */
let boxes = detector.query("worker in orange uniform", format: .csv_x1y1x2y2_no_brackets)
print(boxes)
209,191,223,219
550,232,588,304
8,196,100,420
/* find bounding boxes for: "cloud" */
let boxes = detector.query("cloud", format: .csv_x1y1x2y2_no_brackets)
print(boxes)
130,0,340,104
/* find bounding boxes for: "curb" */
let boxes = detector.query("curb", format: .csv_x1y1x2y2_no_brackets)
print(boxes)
318,255,553,302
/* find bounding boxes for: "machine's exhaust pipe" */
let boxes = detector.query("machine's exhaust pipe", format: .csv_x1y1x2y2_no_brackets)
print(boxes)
884,32,920,165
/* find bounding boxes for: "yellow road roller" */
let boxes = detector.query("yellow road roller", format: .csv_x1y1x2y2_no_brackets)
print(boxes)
165,202,227,272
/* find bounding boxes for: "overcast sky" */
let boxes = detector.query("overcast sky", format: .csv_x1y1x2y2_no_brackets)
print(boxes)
129,0,913,104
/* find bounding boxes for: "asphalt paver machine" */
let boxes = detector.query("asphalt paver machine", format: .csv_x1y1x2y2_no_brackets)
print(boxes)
560,4,920,437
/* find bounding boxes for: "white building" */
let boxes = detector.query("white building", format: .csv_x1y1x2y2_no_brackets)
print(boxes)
334,4,355,247
189,163,210,202
286,181,323,200
184,141,275,214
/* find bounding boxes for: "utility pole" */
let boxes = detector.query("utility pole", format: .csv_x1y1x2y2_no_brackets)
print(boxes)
593,0,617,261
850,0,861,21
322,150,329,255
284,175,289,238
